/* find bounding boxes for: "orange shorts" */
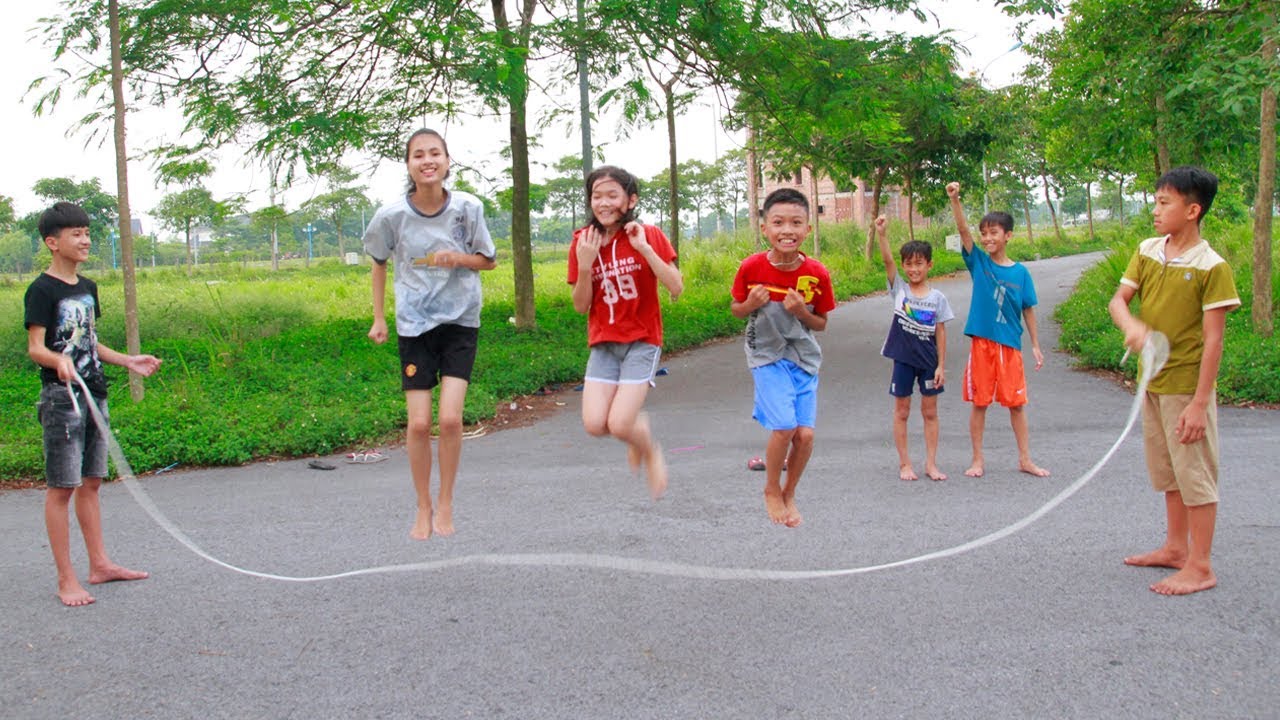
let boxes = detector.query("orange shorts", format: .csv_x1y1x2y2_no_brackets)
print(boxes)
963,336,1027,408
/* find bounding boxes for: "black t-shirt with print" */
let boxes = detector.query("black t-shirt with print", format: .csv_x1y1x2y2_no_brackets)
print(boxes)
23,273,108,397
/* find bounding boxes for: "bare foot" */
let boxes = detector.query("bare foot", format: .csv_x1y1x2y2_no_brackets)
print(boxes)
58,582,95,607
1019,462,1051,477
1151,567,1217,596
645,442,667,500
964,462,984,478
899,464,919,481
925,466,947,481
433,505,455,537
763,490,788,525
783,497,803,527
88,565,149,584
409,507,433,540
1123,548,1186,569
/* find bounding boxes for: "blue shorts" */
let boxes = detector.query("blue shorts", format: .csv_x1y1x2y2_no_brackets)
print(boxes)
889,360,943,398
38,383,110,489
751,358,818,431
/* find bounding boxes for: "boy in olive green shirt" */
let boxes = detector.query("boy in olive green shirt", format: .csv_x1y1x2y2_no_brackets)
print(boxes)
1108,166,1239,596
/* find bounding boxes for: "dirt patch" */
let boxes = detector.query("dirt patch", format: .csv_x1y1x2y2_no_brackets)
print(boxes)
482,383,576,433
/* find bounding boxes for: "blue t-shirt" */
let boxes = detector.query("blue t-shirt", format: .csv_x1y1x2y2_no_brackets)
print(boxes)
962,245,1037,349
880,275,953,371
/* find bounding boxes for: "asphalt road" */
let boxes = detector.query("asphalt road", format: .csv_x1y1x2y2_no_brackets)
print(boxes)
2,251,1276,719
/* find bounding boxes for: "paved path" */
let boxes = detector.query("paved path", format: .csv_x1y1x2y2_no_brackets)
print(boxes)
2,252,1277,719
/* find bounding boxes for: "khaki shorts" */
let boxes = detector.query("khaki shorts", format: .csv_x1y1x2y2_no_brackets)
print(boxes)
1142,391,1219,506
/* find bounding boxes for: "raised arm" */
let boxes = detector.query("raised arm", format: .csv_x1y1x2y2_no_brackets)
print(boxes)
946,182,974,253
874,215,896,283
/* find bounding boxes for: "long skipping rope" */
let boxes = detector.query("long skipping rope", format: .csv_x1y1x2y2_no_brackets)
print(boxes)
69,332,1168,584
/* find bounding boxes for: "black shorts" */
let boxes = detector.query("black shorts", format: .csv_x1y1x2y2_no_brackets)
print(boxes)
397,324,479,391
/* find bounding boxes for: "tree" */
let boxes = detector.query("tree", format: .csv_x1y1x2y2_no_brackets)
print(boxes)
303,164,370,259
30,177,117,255
0,230,37,278
153,187,234,268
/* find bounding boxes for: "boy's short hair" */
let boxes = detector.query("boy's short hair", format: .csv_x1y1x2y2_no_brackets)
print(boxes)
1156,165,1218,222
762,187,809,216
900,240,933,263
38,201,92,240
978,211,1014,234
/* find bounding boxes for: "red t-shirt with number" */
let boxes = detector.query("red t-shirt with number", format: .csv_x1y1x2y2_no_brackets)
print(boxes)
567,224,677,347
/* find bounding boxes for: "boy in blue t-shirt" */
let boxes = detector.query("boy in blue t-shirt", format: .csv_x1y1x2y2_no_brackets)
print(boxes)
875,216,954,481
946,182,1049,479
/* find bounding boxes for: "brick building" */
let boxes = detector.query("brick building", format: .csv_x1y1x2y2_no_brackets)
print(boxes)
759,165,926,227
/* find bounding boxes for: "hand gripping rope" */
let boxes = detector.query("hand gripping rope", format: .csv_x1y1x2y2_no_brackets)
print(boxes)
70,332,1169,583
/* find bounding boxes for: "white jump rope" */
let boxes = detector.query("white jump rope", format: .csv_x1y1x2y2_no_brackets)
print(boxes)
69,332,1169,583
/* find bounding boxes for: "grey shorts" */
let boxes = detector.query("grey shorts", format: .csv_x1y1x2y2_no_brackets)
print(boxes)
584,342,662,385
38,383,109,489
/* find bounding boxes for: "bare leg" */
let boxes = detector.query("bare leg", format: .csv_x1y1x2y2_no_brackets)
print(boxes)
892,396,917,481
921,395,946,481
966,404,988,477
605,384,665,499
762,429,795,524
405,389,434,540
1010,405,1049,476
77,477,147,585
781,427,814,527
45,487,93,606
432,377,470,536
1152,501,1217,595
1125,490,1189,568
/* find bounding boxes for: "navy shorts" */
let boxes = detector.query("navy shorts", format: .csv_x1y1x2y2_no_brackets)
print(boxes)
889,360,943,398
398,324,479,391
38,383,109,488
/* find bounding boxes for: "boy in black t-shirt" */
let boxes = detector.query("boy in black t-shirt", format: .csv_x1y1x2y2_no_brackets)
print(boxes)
24,202,161,607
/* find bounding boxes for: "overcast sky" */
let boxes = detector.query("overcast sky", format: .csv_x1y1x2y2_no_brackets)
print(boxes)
0,2,1047,237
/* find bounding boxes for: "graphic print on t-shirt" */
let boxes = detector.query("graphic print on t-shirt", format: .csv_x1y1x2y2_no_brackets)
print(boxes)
53,294,99,379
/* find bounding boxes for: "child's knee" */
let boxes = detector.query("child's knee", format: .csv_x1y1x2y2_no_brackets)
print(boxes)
582,416,610,438
793,427,815,448
406,416,433,438
894,398,912,421
436,413,464,437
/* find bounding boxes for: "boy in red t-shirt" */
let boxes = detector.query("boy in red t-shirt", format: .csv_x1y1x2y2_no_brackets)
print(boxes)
731,188,836,527
567,165,684,499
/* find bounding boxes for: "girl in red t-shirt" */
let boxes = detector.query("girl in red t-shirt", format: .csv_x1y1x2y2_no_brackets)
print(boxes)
567,166,683,499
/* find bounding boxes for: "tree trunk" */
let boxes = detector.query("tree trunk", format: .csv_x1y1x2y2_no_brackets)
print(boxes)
185,222,194,272
809,166,820,256
496,0,537,329
864,166,887,258
1085,180,1095,241
1040,161,1064,243
1253,30,1276,337
1154,92,1172,176
746,126,760,245
905,171,916,243
576,0,592,178
665,83,680,260
335,212,345,258
1117,174,1125,224
108,0,142,399
1021,175,1034,242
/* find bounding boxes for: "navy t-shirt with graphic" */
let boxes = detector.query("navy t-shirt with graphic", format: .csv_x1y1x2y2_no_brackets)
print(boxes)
880,274,954,371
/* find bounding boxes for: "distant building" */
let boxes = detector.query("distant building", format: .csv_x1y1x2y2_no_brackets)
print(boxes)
758,165,926,227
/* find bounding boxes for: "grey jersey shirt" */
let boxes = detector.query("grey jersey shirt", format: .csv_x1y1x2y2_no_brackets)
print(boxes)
363,190,496,337
745,301,824,375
